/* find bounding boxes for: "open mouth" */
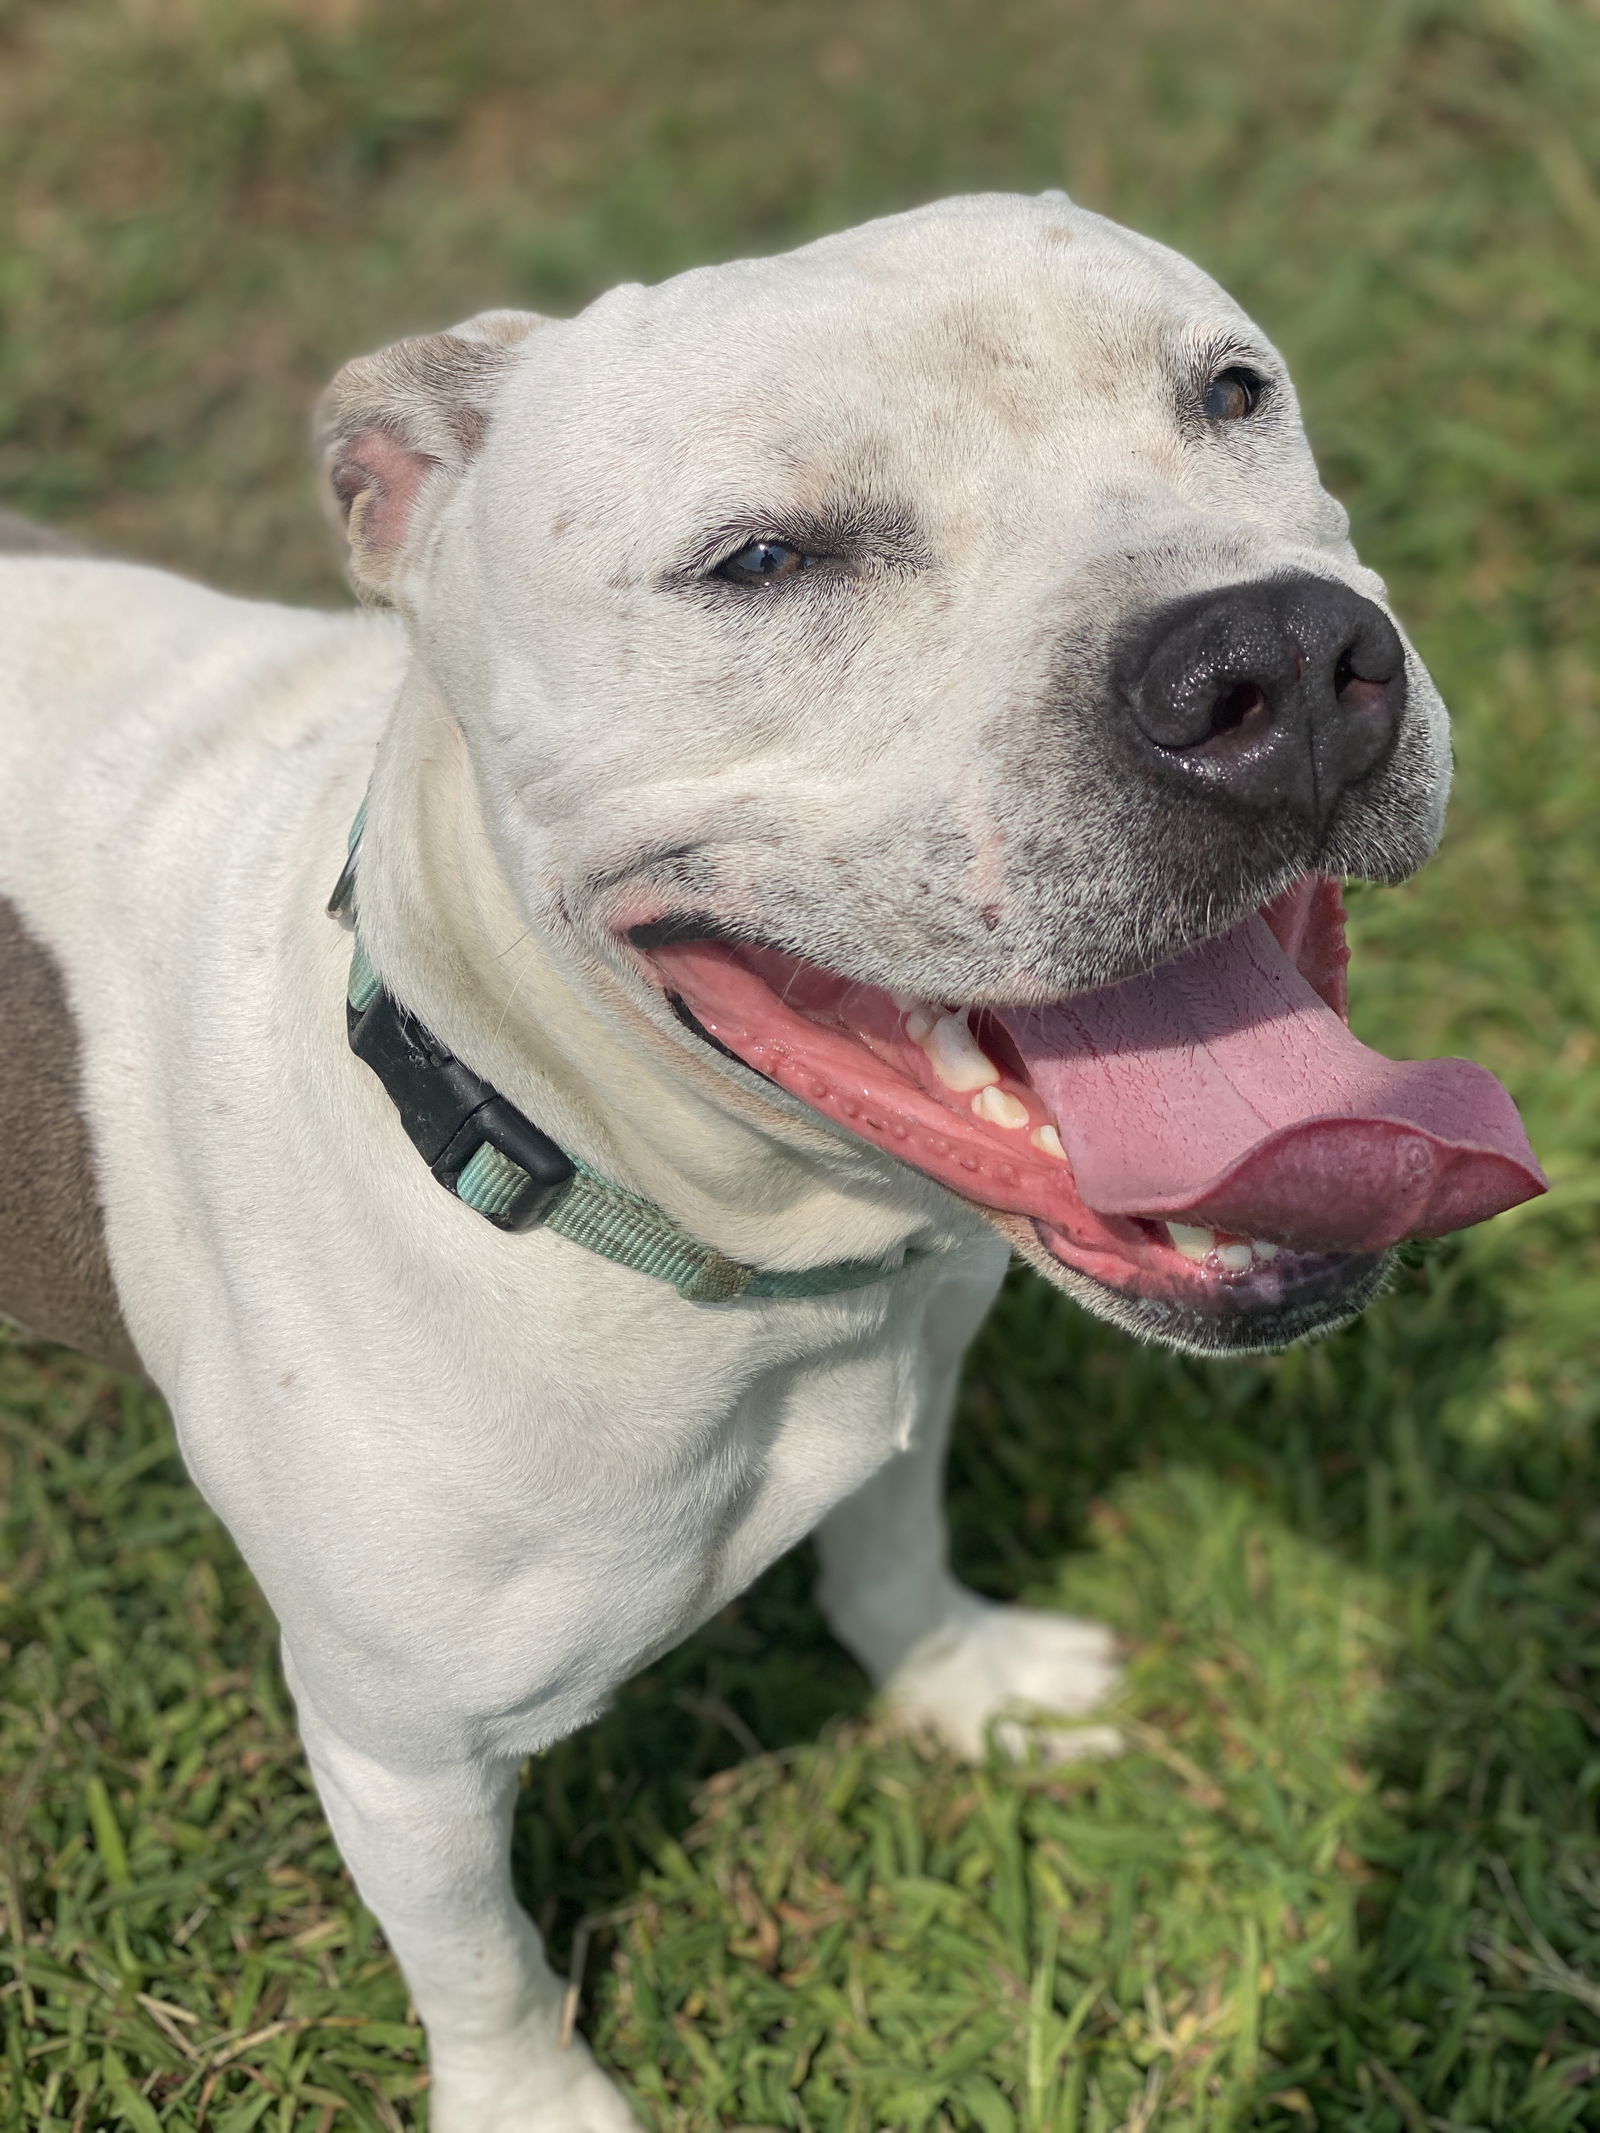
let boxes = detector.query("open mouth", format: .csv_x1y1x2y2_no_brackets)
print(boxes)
632,877,1545,1350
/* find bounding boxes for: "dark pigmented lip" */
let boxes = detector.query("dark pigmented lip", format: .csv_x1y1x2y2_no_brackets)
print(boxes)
667,990,747,1068
629,912,755,953
1039,1222,1392,1356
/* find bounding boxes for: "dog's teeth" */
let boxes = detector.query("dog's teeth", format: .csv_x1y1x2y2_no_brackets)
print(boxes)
918,1010,1000,1092
1030,1124,1068,1160
971,1085,1029,1129
904,1005,939,1043
1166,1221,1276,1271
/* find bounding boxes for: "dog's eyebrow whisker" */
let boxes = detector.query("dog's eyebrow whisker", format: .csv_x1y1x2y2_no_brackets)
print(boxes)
491,968,531,1041
493,924,534,964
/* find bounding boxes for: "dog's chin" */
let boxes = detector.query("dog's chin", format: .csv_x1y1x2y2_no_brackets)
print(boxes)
623,875,1543,1356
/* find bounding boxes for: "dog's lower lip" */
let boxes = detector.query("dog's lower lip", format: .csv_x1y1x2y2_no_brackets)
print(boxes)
1045,1222,1391,1356
667,990,747,1068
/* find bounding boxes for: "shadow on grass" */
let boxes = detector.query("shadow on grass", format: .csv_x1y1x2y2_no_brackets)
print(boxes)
935,1244,1600,2126
508,1542,877,1972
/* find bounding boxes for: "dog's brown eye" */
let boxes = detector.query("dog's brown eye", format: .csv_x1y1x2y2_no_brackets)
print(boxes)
716,540,809,585
1203,367,1265,421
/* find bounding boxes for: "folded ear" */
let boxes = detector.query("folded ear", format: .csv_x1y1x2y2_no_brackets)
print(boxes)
315,308,544,603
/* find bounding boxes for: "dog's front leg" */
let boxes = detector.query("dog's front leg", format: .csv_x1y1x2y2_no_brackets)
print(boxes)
813,1260,1122,1761
283,1649,641,2133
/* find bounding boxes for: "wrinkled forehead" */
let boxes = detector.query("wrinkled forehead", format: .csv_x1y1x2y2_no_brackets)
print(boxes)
490,199,1269,508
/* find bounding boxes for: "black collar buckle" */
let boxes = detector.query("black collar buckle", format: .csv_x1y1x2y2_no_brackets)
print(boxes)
347,984,574,1231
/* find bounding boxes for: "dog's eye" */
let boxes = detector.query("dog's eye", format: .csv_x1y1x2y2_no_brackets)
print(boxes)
715,540,811,585
1203,367,1266,421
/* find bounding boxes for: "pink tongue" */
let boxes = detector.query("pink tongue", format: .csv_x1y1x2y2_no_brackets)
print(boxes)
1000,916,1546,1252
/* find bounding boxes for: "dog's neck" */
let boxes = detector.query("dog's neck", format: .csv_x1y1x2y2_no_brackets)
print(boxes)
347,666,971,1272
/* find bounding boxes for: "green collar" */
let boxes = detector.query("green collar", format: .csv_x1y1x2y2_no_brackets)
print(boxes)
329,802,919,1304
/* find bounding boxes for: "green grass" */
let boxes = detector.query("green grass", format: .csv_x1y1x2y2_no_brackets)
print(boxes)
2,0,1599,2125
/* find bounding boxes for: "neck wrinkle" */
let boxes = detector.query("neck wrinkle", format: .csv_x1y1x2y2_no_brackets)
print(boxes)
349,668,966,1272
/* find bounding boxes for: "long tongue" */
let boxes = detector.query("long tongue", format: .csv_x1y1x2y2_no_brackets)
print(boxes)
1000,916,1546,1253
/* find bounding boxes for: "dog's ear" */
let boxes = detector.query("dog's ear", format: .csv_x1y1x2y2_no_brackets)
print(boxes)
316,309,544,603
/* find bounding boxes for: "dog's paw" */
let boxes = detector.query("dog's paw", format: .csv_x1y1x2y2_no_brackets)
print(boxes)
430,2036,644,2133
878,1592,1122,1762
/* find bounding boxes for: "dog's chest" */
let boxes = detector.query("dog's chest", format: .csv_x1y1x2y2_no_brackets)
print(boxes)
671,1322,925,1606
166,1241,940,1746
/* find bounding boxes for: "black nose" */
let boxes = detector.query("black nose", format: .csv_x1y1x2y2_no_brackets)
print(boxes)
1114,574,1407,825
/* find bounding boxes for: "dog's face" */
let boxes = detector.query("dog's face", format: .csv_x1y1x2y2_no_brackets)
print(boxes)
323,193,1542,1354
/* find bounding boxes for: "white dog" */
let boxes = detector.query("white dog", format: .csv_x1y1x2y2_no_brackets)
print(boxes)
0,194,1542,2127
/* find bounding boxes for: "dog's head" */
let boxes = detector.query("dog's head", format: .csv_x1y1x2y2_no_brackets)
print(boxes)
319,192,1542,1352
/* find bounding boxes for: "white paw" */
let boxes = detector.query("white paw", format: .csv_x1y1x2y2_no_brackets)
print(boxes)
430,2031,644,2133
879,1592,1123,1762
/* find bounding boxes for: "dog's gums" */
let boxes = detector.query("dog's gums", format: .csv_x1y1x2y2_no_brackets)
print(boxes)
636,876,1546,1337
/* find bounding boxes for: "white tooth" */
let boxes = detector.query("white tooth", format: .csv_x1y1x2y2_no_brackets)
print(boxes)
1031,1124,1068,1160
1251,1238,1281,1263
1217,1241,1254,1272
904,1005,939,1043
1165,1221,1216,1264
972,1085,1029,1129
889,990,922,1012
919,1010,1000,1092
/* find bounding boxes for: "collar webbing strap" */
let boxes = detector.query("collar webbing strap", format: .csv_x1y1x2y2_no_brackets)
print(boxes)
332,812,915,1304
538,1158,909,1304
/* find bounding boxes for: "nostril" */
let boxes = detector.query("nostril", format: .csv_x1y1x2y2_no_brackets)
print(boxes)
1207,679,1269,739
1333,647,1397,721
